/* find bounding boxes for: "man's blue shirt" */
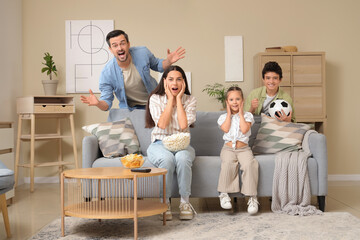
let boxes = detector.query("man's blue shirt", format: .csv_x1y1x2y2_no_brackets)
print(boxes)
99,46,164,110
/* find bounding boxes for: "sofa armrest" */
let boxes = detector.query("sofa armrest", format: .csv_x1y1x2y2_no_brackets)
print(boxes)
308,132,328,196
82,135,102,168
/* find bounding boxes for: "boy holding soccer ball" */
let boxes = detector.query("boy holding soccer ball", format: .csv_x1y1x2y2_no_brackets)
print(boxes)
244,61,296,122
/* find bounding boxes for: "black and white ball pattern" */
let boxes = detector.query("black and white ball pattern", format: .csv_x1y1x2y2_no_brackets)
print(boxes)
269,100,292,118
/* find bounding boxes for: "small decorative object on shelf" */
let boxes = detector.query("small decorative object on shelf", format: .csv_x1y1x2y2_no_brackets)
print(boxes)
41,52,58,95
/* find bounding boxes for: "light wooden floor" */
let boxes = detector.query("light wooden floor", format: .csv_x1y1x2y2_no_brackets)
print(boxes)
1,181,360,240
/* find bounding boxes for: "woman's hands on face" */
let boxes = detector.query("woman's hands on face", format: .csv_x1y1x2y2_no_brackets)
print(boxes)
164,80,173,100
177,81,186,100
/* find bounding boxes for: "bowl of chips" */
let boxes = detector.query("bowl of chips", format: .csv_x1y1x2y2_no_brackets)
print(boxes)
120,154,145,169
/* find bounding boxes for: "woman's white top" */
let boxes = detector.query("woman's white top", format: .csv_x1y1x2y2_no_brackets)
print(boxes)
217,112,254,148
149,94,197,143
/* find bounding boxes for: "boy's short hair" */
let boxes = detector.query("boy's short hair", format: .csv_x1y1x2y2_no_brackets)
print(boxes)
262,61,283,79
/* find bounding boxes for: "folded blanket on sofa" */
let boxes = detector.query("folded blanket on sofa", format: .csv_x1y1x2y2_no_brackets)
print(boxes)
271,130,323,216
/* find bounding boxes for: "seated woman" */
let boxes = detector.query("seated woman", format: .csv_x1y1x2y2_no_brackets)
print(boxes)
145,65,197,221
244,61,295,122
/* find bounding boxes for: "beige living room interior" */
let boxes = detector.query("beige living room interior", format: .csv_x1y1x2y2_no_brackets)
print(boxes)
1,0,360,239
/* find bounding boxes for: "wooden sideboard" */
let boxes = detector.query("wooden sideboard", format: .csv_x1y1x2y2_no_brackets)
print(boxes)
15,96,78,192
254,52,327,133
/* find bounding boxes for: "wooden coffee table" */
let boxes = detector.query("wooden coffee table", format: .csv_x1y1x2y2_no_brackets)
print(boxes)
61,167,167,239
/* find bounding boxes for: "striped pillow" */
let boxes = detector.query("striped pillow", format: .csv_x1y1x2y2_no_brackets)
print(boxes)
82,118,140,158
252,114,310,155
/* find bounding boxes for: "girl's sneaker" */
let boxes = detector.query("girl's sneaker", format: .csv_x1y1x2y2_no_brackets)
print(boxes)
219,193,232,209
247,196,259,215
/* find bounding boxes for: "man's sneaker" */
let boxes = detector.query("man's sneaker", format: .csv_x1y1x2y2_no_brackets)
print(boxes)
159,202,172,221
219,193,232,209
179,202,197,220
247,197,259,215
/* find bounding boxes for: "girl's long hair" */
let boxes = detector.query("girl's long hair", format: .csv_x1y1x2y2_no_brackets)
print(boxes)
145,65,191,128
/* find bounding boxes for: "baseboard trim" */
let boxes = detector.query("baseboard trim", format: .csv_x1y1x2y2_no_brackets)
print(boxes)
328,174,360,181
23,177,59,184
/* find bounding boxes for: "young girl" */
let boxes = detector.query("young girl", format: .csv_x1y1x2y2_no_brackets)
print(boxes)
145,65,197,220
217,86,259,215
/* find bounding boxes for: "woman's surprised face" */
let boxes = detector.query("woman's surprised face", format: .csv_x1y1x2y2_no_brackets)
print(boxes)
165,70,184,97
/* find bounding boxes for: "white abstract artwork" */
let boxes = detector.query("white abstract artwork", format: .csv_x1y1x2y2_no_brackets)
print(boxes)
66,20,114,93
224,36,244,82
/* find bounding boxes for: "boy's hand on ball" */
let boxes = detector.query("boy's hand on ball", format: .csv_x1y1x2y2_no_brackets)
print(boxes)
276,109,292,122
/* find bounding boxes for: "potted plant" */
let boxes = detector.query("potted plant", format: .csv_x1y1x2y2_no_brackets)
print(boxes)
41,52,58,95
202,83,238,109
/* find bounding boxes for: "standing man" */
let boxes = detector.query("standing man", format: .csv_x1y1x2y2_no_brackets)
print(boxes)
81,29,186,111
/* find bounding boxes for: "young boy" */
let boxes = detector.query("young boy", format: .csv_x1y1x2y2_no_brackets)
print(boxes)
244,61,295,122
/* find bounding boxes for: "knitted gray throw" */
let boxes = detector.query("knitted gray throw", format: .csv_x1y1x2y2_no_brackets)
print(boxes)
271,130,323,216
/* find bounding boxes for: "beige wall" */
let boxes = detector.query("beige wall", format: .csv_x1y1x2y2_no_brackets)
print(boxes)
0,0,22,122
0,0,22,174
19,0,360,178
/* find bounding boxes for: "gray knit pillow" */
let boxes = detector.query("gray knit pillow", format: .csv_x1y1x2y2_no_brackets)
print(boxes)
252,114,310,155
82,118,140,158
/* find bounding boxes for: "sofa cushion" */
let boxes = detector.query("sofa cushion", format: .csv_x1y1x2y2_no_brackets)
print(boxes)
190,112,225,156
108,109,152,155
82,118,140,158
252,114,310,155
248,115,262,148
0,162,14,195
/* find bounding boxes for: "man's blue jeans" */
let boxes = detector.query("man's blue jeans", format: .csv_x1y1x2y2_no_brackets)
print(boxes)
147,140,195,199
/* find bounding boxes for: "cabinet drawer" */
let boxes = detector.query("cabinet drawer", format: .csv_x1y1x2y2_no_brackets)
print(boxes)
261,55,291,86
53,105,74,113
293,55,322,85
293,87,324,117
34,105,74,113
34,105,55,113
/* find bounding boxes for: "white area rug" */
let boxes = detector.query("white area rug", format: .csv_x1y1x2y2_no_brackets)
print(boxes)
29,212,360,240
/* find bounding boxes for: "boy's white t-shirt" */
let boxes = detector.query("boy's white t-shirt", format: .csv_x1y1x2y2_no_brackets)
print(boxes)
262,94,276,115
217,112,254,148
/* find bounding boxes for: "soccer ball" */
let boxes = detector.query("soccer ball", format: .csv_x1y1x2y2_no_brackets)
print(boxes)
268,100,292,118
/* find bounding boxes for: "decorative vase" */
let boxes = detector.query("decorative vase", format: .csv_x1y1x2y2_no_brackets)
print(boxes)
42,80,58,95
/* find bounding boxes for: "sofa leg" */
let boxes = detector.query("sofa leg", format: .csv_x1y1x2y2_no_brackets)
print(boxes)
318,196,326,212
234,197,237,203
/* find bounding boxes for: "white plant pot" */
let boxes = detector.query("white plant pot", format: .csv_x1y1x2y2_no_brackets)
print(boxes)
42,80,58,95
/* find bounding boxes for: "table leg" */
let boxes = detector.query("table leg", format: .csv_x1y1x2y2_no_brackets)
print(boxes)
69,114,78,169
163,174,166,226
134,175,138,240
0,194,11,237
61,173,65,236
14,114,22,188
30,114,35,192
57,118,63,178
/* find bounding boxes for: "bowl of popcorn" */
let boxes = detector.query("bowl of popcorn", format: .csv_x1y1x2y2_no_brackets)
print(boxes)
121,154,145,169
162,132,190,152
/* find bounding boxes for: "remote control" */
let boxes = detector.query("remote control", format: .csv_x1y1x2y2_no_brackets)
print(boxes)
131,168,151,173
